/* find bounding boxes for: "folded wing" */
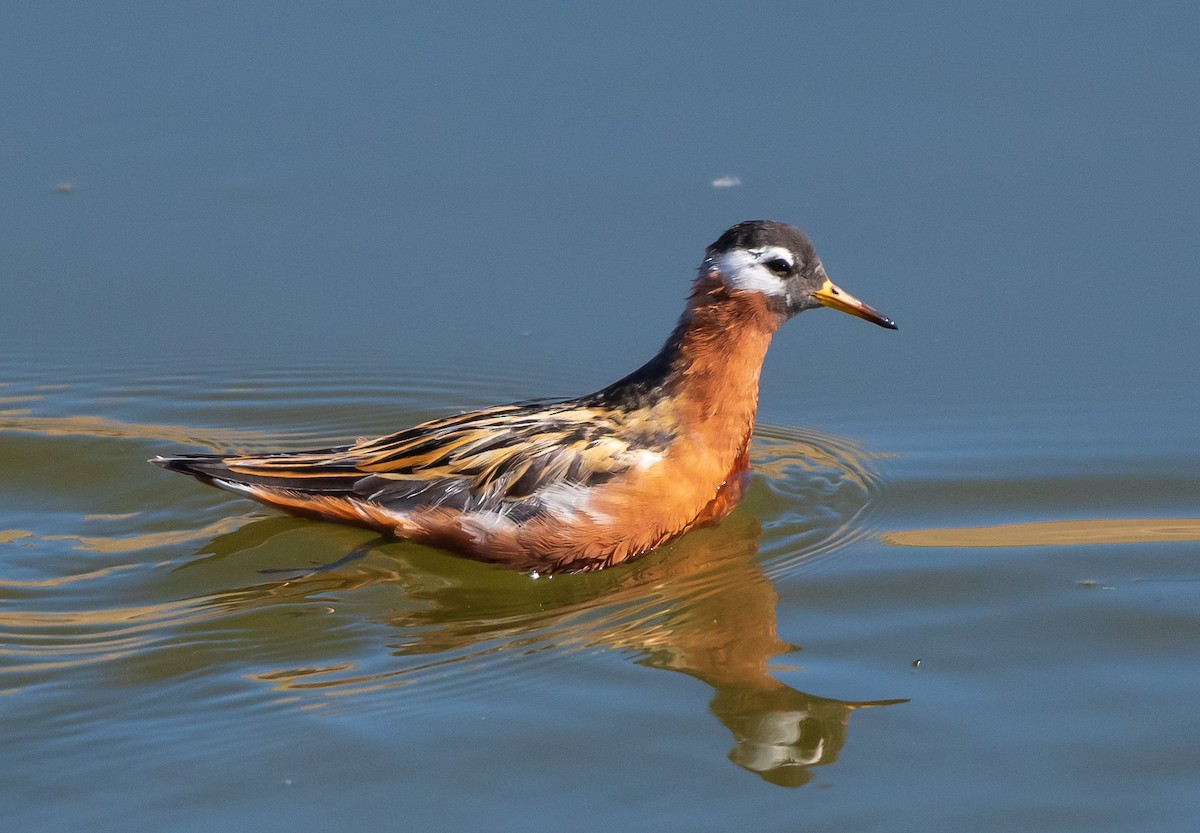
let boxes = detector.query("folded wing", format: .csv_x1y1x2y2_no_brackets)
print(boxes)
154,400,673,518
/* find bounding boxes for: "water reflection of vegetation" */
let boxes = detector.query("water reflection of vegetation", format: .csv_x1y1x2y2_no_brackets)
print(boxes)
193,513,905,787
0,412,268,448
886,517,1200,547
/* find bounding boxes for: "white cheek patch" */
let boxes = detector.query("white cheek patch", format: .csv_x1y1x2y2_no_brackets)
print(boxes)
708,246,793,296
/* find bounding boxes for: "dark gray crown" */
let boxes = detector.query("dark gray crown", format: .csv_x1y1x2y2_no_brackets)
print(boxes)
707,220,817,265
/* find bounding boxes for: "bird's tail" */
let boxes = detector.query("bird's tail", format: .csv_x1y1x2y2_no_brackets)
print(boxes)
149,449,361,494
149,450,402,530
151,453,236,485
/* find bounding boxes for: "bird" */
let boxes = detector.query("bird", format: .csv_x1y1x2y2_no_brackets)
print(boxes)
153,220,896,573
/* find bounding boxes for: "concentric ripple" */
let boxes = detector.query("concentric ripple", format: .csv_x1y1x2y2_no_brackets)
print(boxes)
750,422,885,579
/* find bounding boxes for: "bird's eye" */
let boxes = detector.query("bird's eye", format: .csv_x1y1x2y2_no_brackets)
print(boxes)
764,258,792,276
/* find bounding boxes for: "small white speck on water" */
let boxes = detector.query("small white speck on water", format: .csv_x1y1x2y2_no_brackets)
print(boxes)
711,175,742,188
528,570,540,580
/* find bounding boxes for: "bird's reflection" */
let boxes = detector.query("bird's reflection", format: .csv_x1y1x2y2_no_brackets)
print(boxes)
188,511,905,786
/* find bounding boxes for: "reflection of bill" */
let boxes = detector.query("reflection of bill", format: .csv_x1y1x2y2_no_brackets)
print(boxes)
207,510,905,788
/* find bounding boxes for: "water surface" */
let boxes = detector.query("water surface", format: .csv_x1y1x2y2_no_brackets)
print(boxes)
3,2,1199,831
4,359,1199,831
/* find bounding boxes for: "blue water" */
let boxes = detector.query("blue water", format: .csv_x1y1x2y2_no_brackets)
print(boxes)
3,3,1199,831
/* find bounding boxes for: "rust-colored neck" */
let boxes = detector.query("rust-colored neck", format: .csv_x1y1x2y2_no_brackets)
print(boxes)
665,278,782,457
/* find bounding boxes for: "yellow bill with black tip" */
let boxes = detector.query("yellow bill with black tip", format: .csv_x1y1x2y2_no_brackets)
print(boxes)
813,277,898,330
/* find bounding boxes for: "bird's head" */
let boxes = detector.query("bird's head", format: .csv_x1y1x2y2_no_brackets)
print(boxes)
700,220,897,330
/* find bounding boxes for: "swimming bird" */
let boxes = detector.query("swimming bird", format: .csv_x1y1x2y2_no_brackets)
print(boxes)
153,220,896,572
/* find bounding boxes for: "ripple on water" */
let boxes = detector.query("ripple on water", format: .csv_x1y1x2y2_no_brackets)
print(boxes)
750,422,885,580
0,360,888,717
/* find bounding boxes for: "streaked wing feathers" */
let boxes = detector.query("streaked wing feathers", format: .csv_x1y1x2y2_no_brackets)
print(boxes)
220,400,671,513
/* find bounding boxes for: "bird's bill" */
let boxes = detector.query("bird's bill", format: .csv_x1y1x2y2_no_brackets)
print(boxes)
813,277,898,330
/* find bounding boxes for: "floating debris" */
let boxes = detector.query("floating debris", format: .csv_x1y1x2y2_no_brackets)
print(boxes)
711,175,742,188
